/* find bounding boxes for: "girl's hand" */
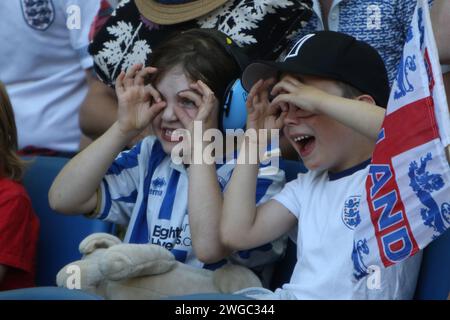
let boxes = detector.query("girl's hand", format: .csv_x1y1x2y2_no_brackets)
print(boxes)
270,75,330,114
173,80,219,134
115,64,166,139
246,78,287,131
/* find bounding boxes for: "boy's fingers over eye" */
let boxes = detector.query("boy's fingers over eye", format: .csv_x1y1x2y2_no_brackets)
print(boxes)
268,101,282,116
251,93,261,110
282,75,302,86
270,94,294,109
271,81,297,96
275,111,287,128
261,78,276,90
249,79,264,98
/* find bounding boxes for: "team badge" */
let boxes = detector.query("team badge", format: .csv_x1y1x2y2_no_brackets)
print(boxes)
342,196,361,230
21,0,55,31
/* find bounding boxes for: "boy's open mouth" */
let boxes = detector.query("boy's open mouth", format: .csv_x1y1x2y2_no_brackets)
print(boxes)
293,135,316,158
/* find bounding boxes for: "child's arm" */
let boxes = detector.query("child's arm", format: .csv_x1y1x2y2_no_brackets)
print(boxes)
271,75,386,141
49,64,166,214
173,81,232,263
221,79,297,250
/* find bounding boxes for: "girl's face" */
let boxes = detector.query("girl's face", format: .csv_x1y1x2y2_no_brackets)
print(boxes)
151,65,219,154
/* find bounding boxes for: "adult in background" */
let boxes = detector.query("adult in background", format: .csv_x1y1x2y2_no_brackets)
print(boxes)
292,0,436,86
0,0,100,157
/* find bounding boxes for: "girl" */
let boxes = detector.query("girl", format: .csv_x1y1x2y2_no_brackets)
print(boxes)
0,82,39,291
49,29,285,284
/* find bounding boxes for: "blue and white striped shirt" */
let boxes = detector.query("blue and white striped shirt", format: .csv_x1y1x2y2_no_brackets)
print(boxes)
94,136,286,271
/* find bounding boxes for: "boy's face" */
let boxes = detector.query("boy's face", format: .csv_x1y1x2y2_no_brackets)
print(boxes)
152,65,219,154
282,75,374,173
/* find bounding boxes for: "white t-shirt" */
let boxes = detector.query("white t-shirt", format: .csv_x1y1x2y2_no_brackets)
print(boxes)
272,160,422,300
0,0,100,152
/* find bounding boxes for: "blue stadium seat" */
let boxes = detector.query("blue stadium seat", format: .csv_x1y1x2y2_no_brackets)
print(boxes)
0,287,103,300
22,156,113,286
414,229,450,300
279,159,307,182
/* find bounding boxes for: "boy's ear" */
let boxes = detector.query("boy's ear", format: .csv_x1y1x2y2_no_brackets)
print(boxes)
355,94,377,105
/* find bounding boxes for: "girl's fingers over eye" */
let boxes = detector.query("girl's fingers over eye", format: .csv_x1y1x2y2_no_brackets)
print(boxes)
115,71,126,92
125,64,142,78
195,80,212,93
135,67,149,86
178,90,202,108
144,66,158,74
173,105,194,128
144,84,162,103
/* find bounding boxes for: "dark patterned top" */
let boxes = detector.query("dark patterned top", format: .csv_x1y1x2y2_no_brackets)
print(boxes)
89,0,313,86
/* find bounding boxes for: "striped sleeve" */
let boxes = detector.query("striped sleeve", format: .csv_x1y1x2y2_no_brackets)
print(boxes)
94,138,153,224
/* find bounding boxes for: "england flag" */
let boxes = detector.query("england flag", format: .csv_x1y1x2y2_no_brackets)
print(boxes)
353,0,450,279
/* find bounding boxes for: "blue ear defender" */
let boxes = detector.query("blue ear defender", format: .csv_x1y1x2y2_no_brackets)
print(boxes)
193,29,251,131
221,79,248,131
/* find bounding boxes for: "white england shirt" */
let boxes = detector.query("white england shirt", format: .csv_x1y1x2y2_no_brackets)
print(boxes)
273,160,422,299
0,0,100,152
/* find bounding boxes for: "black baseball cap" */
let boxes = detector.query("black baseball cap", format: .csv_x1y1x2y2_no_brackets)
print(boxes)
241,31,389,107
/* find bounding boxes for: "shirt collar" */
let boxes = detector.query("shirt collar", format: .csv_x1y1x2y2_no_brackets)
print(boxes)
328,158,371,181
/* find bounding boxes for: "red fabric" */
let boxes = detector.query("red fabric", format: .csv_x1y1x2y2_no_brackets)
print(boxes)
89,0,114,42
0,178,39,291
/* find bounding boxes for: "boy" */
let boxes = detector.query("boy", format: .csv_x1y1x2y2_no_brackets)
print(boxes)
217,31,423,299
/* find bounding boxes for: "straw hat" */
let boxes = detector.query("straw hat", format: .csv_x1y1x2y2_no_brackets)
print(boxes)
135,0,229,25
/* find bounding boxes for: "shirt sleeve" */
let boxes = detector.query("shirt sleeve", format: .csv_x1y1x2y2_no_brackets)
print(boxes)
272,178,302,220
92,139,151,225
0,193,38,273
63,0,101,69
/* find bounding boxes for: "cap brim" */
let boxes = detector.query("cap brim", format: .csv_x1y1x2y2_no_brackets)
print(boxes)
135,0,228,25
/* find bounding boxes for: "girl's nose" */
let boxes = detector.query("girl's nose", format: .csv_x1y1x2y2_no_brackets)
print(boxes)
161,102,177,122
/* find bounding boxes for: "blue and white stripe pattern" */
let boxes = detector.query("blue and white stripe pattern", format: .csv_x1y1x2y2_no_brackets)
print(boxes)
95,136,286,270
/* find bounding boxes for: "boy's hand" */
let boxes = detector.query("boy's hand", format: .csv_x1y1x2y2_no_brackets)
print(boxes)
115,64,166,139
174,80,219,134
270,75,330,114
246,78,287,131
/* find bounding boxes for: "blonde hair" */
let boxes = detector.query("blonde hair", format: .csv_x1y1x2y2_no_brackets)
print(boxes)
0,82,24,181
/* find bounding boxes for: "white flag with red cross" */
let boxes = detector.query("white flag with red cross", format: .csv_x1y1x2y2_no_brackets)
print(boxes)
352,0,450,279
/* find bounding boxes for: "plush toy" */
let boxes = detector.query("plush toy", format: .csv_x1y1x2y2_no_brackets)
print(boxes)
56,233,262,300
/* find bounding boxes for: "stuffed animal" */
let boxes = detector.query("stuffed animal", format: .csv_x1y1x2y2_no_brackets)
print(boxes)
56,233,262,300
